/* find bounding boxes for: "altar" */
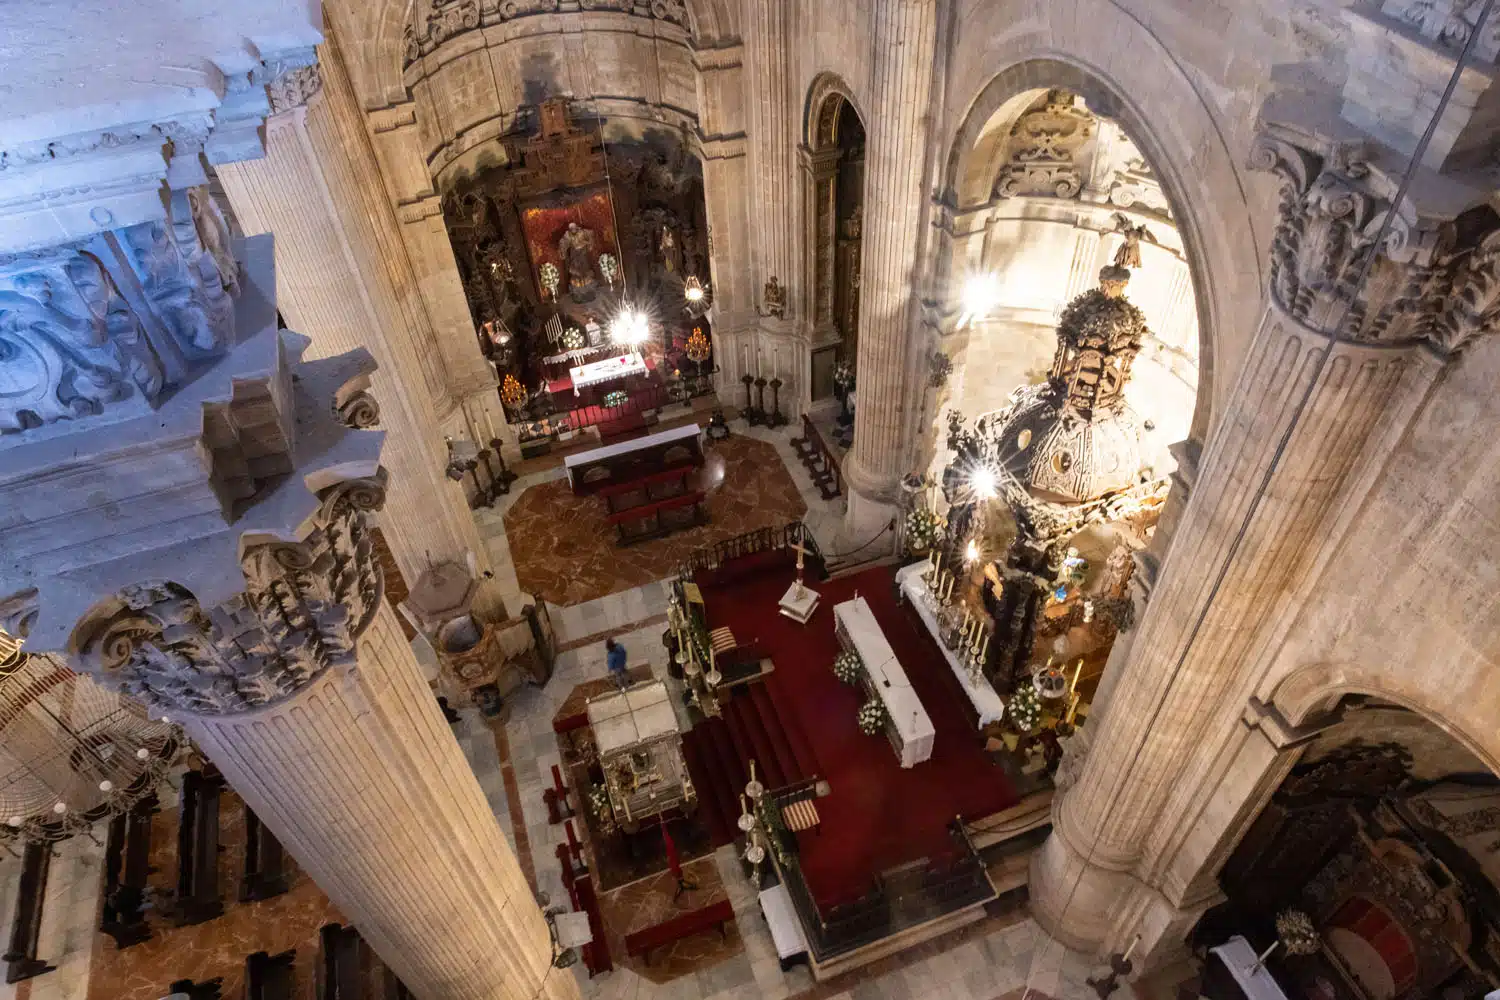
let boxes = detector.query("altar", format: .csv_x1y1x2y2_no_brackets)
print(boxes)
586,680,695,832
564,351,648,395
895,564,1006,727
833,597,934,767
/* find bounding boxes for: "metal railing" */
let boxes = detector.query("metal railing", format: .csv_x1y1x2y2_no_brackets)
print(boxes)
677,521,825,579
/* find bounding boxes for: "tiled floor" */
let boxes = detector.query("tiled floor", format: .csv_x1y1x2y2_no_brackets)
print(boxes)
461,417,1111,1000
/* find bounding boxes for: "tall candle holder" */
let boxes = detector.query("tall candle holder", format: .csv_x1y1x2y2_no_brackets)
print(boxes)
766,378,788,428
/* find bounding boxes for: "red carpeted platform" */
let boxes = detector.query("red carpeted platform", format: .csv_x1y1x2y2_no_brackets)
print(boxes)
695,564,1018,909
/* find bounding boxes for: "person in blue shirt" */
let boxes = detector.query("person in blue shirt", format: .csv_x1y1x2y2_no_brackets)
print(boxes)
606,638,628,689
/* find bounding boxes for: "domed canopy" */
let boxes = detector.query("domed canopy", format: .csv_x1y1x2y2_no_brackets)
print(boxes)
991,265,1151,505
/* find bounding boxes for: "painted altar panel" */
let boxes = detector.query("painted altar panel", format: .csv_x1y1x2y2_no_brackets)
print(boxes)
519,187,621,293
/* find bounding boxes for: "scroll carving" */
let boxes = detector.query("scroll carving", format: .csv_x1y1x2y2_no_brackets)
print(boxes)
1250,129,1500,353
122,218,235,357
267,65,323,115
0,252,164,433
994,91,1094,200
74,473,388,715
404,0,684,64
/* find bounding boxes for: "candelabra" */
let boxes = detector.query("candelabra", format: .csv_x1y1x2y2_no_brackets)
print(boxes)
1086,938,1138,998
766,378,788,428
740,374,764,425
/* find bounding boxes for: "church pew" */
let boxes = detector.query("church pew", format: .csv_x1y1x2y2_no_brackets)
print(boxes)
174,769,224,926
169,977,223,999
4,840,56,983
240,805,291,902
318,923,413,1000
246,948,297,1000
623,898,733,965
101,794,156,948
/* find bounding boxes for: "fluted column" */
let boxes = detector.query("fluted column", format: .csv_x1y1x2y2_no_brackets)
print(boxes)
70,482,578,1000
215,42,494,603
745,0,795,309
845,0,938,534
1030,111,1500,957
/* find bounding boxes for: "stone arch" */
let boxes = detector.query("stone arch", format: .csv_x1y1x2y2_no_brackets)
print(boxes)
938,0,1269,447
1268,661,1500,777
803,72,868,151
334,0,741,112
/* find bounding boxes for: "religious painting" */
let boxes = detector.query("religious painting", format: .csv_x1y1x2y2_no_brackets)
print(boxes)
519,188,621,302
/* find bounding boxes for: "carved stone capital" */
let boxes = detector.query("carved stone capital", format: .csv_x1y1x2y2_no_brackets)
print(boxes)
72,473,388,715
1249,126,1500,355
267,65,324,115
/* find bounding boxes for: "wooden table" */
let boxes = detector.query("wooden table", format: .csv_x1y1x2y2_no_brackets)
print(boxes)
833,597,934,767
564,422,703,495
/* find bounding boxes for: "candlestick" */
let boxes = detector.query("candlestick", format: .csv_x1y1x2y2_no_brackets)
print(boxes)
962,607,971,631
934,552,942,579
929,548,938,571
979,631,990,663
943,576,954,602
739,793,748,816
1071,658,1083,693
1064,692,1080,725
748,760,757,786
1123,935,1140,964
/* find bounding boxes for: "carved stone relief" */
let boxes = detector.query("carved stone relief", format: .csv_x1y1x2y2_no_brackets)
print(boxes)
121,217,234,357
0,252,164,433
267,65,323,115
73,474,388,716
1251,128,1500,353
405,0,684,65
1384,0,1500,61
994,91,1094,200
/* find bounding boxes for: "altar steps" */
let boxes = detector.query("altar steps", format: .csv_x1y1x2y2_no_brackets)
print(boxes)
682,682,823,847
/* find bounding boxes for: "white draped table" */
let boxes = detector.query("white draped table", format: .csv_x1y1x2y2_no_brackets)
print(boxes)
895,563,1006,727
568,351,646,393
833,597,934,767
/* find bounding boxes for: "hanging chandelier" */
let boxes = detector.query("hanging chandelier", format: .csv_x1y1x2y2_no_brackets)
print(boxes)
0,639,180,844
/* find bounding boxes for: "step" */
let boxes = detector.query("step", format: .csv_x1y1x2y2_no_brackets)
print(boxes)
724,700,784,790
745,684,805,785
704,719,750,810
751,682,821,780
731,694,790,789
682,730,735,845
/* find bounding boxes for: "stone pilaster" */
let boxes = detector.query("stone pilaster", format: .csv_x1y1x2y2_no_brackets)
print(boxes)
1030,99,1500,959
745,0,796,313
845,0,939,536
214,41,495,602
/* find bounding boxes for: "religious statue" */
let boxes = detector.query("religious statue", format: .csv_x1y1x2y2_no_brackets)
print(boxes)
762,275,786,318
1111,213,1159,271
658,224,682,275
557,222,599,299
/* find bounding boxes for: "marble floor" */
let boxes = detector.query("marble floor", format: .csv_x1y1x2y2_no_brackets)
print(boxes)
502,434,809,606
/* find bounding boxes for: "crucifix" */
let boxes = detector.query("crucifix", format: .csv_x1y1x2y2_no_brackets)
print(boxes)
790,527,812,599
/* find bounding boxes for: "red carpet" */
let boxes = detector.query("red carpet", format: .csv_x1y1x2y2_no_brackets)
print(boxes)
697,564,1017,909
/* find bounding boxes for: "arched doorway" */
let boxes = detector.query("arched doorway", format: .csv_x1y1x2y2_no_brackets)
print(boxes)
803,76,867,405
1197,699,1500,1000
919,82,1204,725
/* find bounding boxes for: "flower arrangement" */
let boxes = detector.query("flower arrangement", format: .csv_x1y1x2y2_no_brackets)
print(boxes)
904,507,942,550
539,262,561,300
603,389,629,409
833,359,856,392
833,650,863,685
588,783,615,834
598,253,620,288
1008,684,1042,733
685,326,712,364
500,373,526,408
857,697,887,736
1275,909,1320,956
561,326,585,351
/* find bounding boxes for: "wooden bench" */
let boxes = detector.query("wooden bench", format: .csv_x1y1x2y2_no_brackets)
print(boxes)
240,805,291,902
173,769,224,926
4,841,55,983
790,414,842,500
318,923,413,1000
607,491,707,545
101,795,156,948
246,948,296,1000
623,898,735,965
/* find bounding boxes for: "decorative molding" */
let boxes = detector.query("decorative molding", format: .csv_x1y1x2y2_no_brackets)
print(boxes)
0,251,164,433
337,390,381,429
404,0,687,66
1250,126,1500,354
73,473,388,716
1382,0,1500,61
268,65,324,115
994,91,1093,200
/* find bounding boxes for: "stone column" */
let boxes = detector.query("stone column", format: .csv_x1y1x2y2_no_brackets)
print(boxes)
70,482,576,1000
215,41,495,603
845,0,938,537
1029,102,1500,958
745,0,795,309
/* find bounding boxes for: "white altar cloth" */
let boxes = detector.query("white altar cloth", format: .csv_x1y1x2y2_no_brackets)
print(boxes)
568,351,646,393
833,597,934,767
586,681,679,755
895,563,1006,727
1209,936,1291,1000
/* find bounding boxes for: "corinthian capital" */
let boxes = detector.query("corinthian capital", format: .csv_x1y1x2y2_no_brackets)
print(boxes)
72,473,388,716
1250,123,1500,355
